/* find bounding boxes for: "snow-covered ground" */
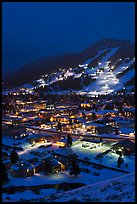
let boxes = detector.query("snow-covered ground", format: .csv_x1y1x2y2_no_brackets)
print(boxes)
81,56,134,96
113,58,135,75
120,126,135,134
70,142,135,172
3,172,134,202
2,126,135,202
3,160,127,188
40,172,135,202
2,188,57,202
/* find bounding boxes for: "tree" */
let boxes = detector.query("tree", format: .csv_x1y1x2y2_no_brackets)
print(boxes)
67,133,72,146
100,137,103,142
115,127,119,135
92,111,97,120
10,149,19,164
92,103,97,110
82,112,86,119
69,118,72,125
57,121,62,131
117,155,123,168
2,163,9,184
69,154,81,178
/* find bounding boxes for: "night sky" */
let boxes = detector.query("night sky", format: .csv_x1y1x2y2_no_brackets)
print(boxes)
2,2,135,76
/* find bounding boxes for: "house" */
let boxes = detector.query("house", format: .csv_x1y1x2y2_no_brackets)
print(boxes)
41,156,61,174
53,138,68,147
53,154,70,170
29,117,42,126
26,157,42,173
32,102,46,110
122,107,135,119
80,102,91,109
2,124,26,137
26,133,51,144
10,161,34,177
84,122,113,134
112,139,135,156
94,118,116,126
46,104,55,110
54,114,70,123
38,109,52,120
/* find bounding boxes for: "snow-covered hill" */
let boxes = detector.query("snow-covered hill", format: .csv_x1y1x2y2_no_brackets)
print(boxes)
24,47,135,96
40,172,135,202
3,39,135,95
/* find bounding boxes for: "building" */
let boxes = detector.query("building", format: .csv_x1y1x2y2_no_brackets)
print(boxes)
27,157,42,173
41,156,61,174
10,161,34,177
53,138,68,147
53,154,70,171
112,139,135,156
80,102,91,109
32,102,46,110
84,122,113,134
26,133,50,144
2,124,26,137
122,107,135,119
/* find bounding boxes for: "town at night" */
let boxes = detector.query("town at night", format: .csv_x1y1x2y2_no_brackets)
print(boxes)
2,2,135,202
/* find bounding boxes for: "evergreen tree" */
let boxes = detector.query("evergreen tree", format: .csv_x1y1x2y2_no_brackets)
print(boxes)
115,127,119,135
67,133,72,146
69,118,72,125
2,163,9,184
82,112,86,119
117,155,123,168
100,137,103,142
10,149,19,164
69,154,81,178
57,121,62,131
92,103,97,110
92,111,97,120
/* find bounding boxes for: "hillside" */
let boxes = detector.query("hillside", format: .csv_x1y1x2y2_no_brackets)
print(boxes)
38,172,135,202
3,39,135,95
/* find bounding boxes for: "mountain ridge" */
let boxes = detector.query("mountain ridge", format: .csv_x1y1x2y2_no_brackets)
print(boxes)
3,39,135,91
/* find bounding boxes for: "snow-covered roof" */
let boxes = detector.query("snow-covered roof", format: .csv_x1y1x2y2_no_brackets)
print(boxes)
28,133,51,139
112,139,135,149
11,165,20,171
94,109,118,115
3,159,11,163
11,161,34,171
84,121,105,127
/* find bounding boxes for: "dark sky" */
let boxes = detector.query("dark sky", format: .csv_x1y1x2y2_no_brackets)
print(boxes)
2,2,135,76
